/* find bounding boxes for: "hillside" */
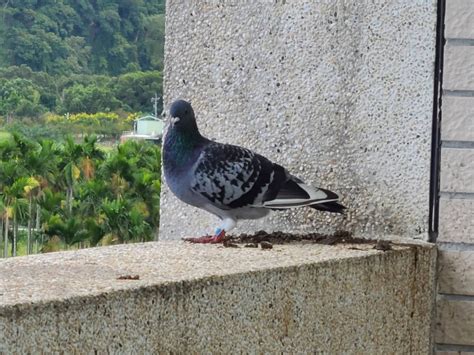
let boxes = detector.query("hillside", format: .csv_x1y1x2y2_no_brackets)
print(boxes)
0,0,165,75
0,0,165,120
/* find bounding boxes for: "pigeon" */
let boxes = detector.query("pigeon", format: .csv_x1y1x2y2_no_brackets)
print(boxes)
163,99,346,243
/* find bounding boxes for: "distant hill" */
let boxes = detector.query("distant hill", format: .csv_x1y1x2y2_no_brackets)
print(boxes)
0,0,165,75
0,0,165,119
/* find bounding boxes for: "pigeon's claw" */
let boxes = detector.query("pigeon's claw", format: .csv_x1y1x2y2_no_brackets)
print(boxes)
183,230,227,244
183,235,215,243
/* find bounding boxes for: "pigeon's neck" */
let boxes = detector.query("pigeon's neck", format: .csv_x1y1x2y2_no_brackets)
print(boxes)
164,127,206,170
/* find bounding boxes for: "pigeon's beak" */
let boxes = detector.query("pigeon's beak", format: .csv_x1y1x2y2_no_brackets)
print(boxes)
170,116,180,125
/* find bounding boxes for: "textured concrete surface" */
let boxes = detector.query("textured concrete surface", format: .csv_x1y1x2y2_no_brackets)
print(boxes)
161,0,437,240
436,296,474,346
439,199,474,243
444,46,474,91
438,247,474,296
442,97,474,141
440,149,474,193
0,241,436,353
445,0,474,39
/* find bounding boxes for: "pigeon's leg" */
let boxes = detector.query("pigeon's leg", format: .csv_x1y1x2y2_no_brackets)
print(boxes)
183,218,236,244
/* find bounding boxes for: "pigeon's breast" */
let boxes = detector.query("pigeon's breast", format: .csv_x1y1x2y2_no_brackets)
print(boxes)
163,162,196,204
163,148,203,208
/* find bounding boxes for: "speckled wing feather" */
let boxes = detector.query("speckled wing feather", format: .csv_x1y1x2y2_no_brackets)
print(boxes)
190,143,289,209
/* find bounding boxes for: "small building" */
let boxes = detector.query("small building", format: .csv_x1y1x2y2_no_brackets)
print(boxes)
121,115,164,143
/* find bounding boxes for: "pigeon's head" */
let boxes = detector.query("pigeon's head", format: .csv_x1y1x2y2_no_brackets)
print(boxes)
169,99,198,133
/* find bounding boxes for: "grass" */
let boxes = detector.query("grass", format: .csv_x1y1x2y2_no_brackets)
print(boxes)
97,143,115,153
1,238,30,257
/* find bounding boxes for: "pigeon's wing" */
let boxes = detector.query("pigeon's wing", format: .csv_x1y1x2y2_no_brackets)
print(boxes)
262,175,342,210
191,142,342,211
191,143,285,209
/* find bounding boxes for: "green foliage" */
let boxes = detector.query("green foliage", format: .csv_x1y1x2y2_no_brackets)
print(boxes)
0,134,161,256
112,71,163,113
0,131,12,143
0,0,165,119
141,14,165,71
0,78,44,117
4,110,131,141
61,84,121,113
0,68,163,118
0,1,165,256
0,0,165,75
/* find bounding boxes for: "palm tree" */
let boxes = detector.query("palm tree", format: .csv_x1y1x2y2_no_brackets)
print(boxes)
0,197,7,258
24,139,60,254
44,214,89,249
1,133,163,254
23,177,40,255
100,197,131,243
0,136,28,257
59,136,106,215
5,178,29,256
58,137,83,215
3,207,11,258
37,187,64,251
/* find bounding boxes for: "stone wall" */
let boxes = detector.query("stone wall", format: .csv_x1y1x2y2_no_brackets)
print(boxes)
160,0,437,240
436,0,474,352
0,241,436,353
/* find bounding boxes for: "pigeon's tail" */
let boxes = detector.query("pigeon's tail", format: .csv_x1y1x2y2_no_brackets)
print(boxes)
309,201,346,214
262,176,344,212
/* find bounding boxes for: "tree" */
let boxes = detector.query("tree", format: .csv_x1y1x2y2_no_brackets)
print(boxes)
0,134,34,256
0,0,165,75
23,139,59,254
3,178,28,256
0,134,162,255
58,137,83,215
61,84,121,113
23,176,40,255
0,78,45,119
112,71,163,113
0,197,8,257
140,14,165,71
44,215,89,247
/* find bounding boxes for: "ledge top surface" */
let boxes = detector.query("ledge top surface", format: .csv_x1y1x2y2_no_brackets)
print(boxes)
0,239,431,308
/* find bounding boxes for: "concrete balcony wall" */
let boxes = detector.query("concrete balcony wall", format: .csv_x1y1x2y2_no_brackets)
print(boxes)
160,0,437,240
0,241,436,353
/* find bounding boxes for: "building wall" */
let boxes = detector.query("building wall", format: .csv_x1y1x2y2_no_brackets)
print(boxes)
136,119,164,136
161,0,437,240
436,0,474,352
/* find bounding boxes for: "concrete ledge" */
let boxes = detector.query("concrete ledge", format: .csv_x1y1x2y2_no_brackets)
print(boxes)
0,241,436,353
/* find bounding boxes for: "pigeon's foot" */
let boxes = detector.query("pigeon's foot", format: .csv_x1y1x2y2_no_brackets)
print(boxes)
183,230,227,244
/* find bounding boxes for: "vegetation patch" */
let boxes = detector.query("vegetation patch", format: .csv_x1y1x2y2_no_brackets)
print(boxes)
0,134,161,257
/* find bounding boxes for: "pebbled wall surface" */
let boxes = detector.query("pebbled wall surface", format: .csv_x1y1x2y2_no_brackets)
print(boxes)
160,0,437,240
0,241,437,353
